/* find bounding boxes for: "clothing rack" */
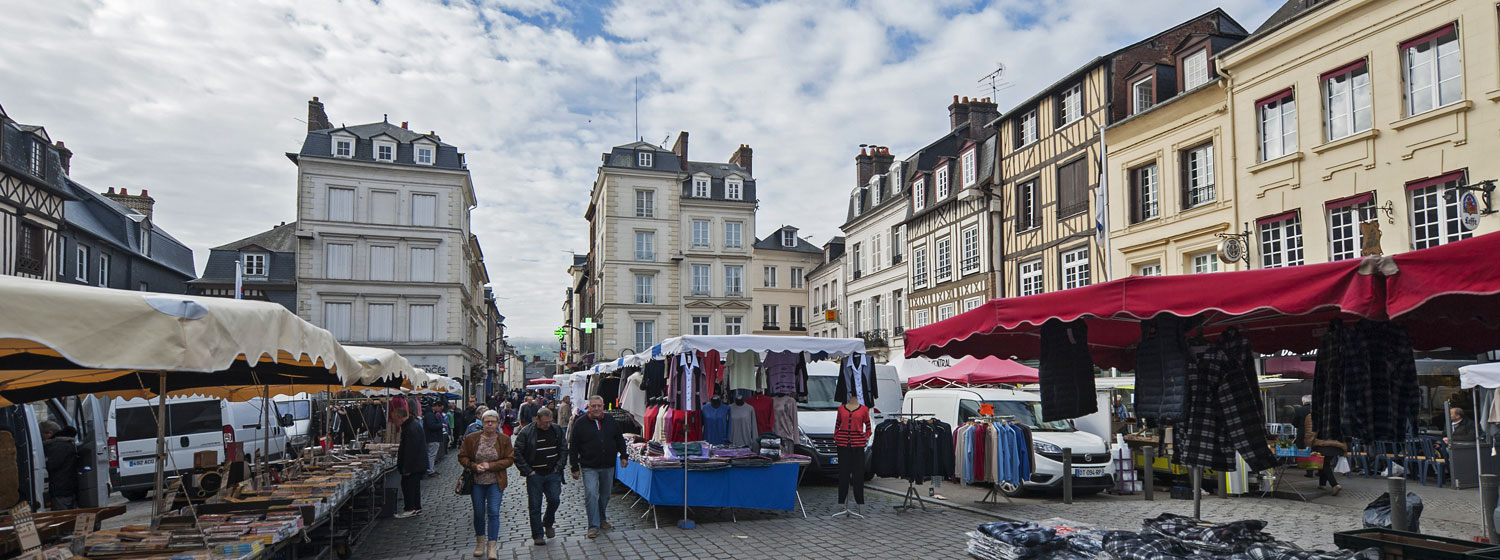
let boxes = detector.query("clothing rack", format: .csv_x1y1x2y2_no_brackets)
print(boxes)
885,413,935,512
967,415,1018,505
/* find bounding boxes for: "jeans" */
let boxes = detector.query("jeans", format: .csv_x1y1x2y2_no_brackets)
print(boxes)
836,446,865,504
579,466,615,530
426,442,441,474
526,472,563,537
470,483,503,540
400,472,422,512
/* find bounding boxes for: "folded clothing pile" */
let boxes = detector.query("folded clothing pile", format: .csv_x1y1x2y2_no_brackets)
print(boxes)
965,521,1103,560
1098,514,1381,560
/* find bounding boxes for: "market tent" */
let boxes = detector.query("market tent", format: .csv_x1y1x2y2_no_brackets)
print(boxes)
657,334,865,358
1460,363,1500,390
904,256,1384,369
527,378,556,385
1384,232,1500,352
906,356,1038,388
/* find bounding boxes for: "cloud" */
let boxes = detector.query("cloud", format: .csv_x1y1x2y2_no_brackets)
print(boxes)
0,0,1281,340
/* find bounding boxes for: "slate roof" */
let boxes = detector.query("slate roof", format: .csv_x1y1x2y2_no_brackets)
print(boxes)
805,237,846,279
294,121,466,170
681,161,756,203
62,179,195,279
0,113,73,200
212,221,298,252
1255,0,1333,35
191,222,298,286
601,141,682,171
753,227,823,254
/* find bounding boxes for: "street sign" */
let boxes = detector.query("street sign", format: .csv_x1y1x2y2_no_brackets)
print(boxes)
1460,191,1482,231
580,318,599,333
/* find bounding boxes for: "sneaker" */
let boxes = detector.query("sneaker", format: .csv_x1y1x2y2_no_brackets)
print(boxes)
600,521,613,530
533,538,546,546
394,510,420,519
1331,485,1342,496
586,529,599,539
545,526,555,538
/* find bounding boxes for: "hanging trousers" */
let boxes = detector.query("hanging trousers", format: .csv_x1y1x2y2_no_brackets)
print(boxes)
836,447,865,505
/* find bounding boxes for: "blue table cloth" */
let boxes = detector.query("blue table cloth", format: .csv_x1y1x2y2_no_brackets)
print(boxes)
616,461,799,511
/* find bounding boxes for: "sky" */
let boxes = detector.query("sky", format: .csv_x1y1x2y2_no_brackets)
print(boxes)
0,0,1283,342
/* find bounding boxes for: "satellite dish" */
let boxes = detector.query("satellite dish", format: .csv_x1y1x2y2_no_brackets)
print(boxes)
1218,237,1247,264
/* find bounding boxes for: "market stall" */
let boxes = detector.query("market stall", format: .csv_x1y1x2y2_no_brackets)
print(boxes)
906,356,1038,389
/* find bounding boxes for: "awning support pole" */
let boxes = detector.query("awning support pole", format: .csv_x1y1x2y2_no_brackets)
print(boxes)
152,375,167,521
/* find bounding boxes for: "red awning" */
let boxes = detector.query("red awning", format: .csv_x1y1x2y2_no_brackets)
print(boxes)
1264,356,1316,379
1385,232,1500,352
905,256,1384,370
906,356,1039,388
526,378,555,385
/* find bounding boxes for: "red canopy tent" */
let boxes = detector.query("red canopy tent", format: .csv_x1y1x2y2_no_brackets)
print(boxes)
526,378,555,385
906,356,1039,388
1383,232,1500,352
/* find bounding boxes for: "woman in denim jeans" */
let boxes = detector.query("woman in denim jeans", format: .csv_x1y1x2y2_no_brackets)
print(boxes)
458,410,514,558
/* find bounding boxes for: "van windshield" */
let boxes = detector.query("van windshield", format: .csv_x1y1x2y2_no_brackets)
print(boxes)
280,401,311,421
799,377,840,410
959,399,1074,432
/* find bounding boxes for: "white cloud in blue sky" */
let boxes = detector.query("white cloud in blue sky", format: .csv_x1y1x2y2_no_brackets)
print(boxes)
0,0,1281,342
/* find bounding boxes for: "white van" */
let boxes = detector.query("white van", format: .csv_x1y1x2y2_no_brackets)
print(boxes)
108,396,289,500
794,362,904,477
271,393,314,455
902,387,1113,496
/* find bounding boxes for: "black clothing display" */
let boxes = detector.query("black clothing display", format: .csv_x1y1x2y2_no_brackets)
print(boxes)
642,361,668,400
1133,315,1191,424
870,418,955,483
1312,320,1421,442
1174,328,1276,472
1038,319,1097,422
833,353,878,407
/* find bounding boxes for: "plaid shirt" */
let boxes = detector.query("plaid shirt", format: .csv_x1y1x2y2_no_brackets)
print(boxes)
1176,330,1276,472
1322,321,1421,442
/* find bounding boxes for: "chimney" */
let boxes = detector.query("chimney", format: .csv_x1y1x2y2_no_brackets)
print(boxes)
948,95,972,131
401,121,408,129
671,131,689,170
54,141,71,174
855,148,874,187
968,97,1001,136
871,146,894,176
729,144,753,176
103,187,156,220
307,96,332,132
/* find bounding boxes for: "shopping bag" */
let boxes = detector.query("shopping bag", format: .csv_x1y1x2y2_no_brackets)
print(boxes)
455,470,473,496
1334,457,1351,474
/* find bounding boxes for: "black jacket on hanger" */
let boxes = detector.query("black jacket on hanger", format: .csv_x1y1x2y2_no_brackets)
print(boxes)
834,353,878,407
1038,319,1097,422
1134,315,1191,424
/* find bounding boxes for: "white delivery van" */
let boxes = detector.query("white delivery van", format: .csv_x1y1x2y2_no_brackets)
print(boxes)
794,361,904,478
0,403,46,510
108,396,288,501
902,387,1113,496
272,393,314,456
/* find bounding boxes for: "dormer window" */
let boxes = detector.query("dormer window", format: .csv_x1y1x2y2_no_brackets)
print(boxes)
1132,76,1155,115
374,139,396,162
1183,50,1210,90
781,230,796,248
28,141,43,177
726,177,742,200
638,152,653,167
961,148,977,187
415,142,435,165
870,177,881,205
332,136,353,158
935,166,949,199
913,178,926,211
693,176,709,198
138,222,151,256
242,253,267,276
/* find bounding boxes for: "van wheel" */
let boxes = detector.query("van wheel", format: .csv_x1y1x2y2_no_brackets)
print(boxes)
1000,484,1029,498
121,489,149,501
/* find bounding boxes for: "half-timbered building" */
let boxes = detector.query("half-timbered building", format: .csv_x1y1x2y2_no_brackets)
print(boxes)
0,104,73,281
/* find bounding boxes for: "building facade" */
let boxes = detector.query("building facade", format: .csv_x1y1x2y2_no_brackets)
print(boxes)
0,104,72,281
805,237,845,338
582,132,757,360
190,222,299,309
842,146,910,360
289,97,487,384
750,225,820,335
56,184,195,294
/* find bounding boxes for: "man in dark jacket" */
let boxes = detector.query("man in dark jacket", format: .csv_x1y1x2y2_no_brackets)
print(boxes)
515,408,568,545
568,396,628,538
394,407,426,518
423,401,444,477
39,422,78,510
519,397,537,430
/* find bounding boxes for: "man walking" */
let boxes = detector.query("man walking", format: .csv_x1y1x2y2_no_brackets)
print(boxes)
515,408,567,545
568,396,628,538
423,400,445,477
519,397,537,430
394,405,426,518
557,396,573,440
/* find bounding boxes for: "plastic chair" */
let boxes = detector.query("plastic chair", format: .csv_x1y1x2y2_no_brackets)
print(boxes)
1347,438,1373,477
1371,441,1401,476
1400,439,1426,479
1418,438,1447,488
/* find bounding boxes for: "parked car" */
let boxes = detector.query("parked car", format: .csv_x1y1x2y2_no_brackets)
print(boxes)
793,361,903,478
108,396,288,501
902,387,1113,496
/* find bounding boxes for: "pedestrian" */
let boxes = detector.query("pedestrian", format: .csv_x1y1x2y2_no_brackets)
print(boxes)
519,397,537,430
1302,412,1348,495
39,421,78,511
499,402,515,437
515,408,567,545
466,406,489,436
393,405,426,518
424,401,445,477
568,396,628,538
459,410,514,559
557,396,573,440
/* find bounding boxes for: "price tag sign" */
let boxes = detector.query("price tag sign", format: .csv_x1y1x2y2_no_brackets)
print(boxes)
11,502,42,552
72,512,95,539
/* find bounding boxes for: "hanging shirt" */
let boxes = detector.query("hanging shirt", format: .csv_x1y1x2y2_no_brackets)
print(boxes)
700,401,732,445
726,351,761,391
745,393,775,436
642,361,668,400
729,403,759,447
619,372,647,425
762,351,808,396
834,353,877,407
772,395,799,445
642,404,658,441
701,350,724,394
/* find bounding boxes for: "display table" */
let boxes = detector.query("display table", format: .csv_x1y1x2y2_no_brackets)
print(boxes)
615,461,803,527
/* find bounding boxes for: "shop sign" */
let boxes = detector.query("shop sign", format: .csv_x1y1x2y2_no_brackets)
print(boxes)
1460,191,1482,231
824,309,837,321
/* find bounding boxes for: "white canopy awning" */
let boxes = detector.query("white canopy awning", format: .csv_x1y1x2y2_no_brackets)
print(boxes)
345,345,429,388
1461,362,1500,389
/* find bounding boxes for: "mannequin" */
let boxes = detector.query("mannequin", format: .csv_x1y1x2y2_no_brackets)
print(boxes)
832,396,872,518
702,395,731,445
729,395,758,447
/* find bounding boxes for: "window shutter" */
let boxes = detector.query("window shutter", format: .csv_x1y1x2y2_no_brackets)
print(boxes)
370,246,394,281
371,192,397,224
412,194,436,227
410,248,435,282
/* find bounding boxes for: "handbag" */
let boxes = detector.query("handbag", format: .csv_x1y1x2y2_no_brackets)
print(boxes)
455,469,473,495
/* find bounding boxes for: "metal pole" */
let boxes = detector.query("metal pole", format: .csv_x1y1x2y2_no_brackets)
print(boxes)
1388,477,1408,532
262,385,270,486
1191,467,1202,519
152,375,168,520
1143,446,1155,501
1482,474,1499,543
1062,447,1073,504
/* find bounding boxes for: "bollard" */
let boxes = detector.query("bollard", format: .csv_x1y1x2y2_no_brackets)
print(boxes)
1191,467,1202,519
1219,469,1229,498
1388,477,1408,532
1483,474,1499,543
1143,446,1156,501
1062,447,1073,504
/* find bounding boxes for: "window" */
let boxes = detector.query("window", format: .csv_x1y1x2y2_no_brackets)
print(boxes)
1328,196,1376,261
635,230,655,261
935,166,949,199
692,177,709,198
328,187,354,221
891,227,903,263
96,250,110,285
409,304,434,341
1183,50,1210,90
854,190,864,214
325,243,352,279
416,145,433,165
368,304,393,341
334,137,352,158
912,178,926,210
725,265,743,296
724,222,742,249
54,236,65,277
637,152,653,167
871,235,883,272
814,287,821,310
1409,173,1473,249
374,142,394,162
691,220,710,248
892,290,903,329
13,222,43,276
871,178,881,205
791,267,804,289
411,194,436,227
1137,263,1162,276
960,225,980,274
1057,157,1089,217
1258,213,1305,268
1132,77,1155,115
1181,143,1215,208
75,246,87,281
1057,83,1082,126
410,247,435,282
1323,61,1372,141
852,301,863,333
243,253,267,276
781,229,796,248
371,191,397,224
912,245,928,289
635,189,654,217
933,236,952,282
962,149,977,187
1061,248,1090,289
28,141,43,177
963,297,984,313
726,178,742,200
1020,259,1043,296
370,246,394,280
851,243,863,276
139,224,151,256
724,316,743,335
791,306,806,330
938,304,957,322
691,315,710,335
1130,163,1159,223
1256,91,1298,161
763,266,778,288
763,305,779,329
635,274,654,304
691,264,711,295
324,303,351,341
1017,179,1038,230
830,280,838,307
1017,110,1037,146
1402,25,1462,116
914,309,931,328
1191,252,1220,274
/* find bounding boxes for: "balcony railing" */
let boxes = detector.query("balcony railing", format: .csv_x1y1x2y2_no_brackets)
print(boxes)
852,269,863,280
857,329,889,347
892,254,903,265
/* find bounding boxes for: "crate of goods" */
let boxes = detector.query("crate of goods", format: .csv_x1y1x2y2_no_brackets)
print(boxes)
1333,528,1495,560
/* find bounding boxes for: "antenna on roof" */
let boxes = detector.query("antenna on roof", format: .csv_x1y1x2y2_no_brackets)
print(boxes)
978,63,1012,100
633,77,639,141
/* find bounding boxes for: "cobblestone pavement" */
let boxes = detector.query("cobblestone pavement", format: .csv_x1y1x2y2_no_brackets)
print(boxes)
359,456,993,559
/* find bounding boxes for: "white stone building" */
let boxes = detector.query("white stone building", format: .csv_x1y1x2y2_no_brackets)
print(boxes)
804,237,845,338
750,225,820,335
841,146,910,362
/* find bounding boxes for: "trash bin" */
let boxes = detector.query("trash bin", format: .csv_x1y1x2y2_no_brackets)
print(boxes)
1364,492,1425,532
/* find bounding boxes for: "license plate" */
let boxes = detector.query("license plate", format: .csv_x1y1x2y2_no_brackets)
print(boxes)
1072,468,1102,478
829,457,839,465
127,458,155,468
